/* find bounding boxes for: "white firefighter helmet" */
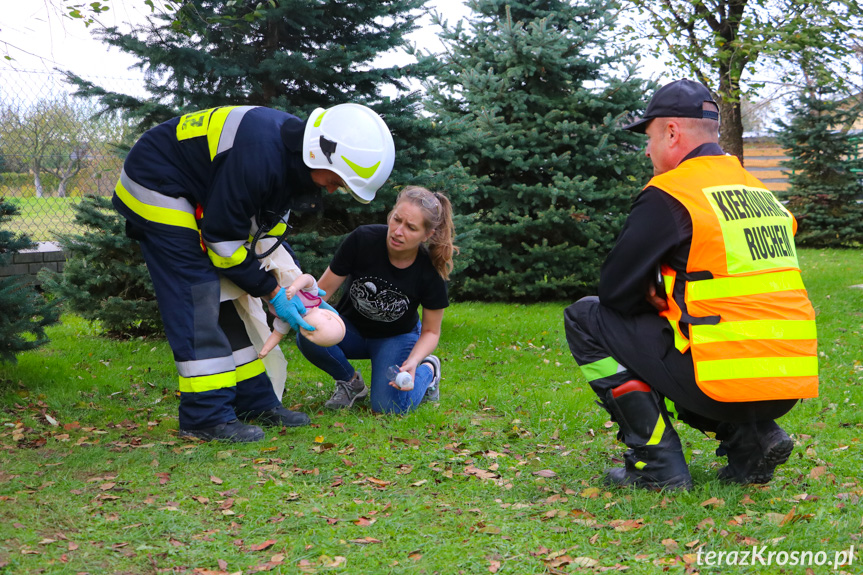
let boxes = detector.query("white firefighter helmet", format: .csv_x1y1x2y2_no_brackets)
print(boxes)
302,104,396,204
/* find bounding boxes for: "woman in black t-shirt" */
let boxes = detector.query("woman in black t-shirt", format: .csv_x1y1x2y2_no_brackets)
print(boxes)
296,186,456,413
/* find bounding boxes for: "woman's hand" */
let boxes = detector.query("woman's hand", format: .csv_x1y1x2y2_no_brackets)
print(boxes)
387,361,419,390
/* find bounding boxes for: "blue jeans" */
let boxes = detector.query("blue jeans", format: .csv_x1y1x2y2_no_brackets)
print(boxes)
296,318,434,414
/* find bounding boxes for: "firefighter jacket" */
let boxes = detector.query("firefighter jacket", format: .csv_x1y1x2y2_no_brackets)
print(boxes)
113,106,319,298
649,154,818,402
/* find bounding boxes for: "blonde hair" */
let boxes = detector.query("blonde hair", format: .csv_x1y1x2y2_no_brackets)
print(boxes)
391,186,458,280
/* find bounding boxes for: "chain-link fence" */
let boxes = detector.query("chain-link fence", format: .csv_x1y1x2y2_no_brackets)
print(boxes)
0,69,141,242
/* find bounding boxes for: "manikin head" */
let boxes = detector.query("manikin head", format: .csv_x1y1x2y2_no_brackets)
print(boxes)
299,307,346,347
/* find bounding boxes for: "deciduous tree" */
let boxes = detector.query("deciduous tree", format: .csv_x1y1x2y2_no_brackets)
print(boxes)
626,0,863,162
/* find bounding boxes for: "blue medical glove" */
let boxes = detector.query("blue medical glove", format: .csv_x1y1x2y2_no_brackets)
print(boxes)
315,288,338,314
269,288,314,332
319,300,337,314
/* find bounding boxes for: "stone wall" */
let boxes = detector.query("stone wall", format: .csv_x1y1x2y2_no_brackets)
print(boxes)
0,243,66,285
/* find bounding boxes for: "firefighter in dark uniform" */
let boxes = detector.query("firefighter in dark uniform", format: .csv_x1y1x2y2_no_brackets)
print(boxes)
564,80,818,489
114,104,395,442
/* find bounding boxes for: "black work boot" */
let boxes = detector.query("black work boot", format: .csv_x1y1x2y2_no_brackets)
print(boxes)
241,405,311,428
603,380,692,491
179,419,265,443
716,420,793,485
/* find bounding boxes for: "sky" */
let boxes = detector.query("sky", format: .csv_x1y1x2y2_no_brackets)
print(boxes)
1,0,472,82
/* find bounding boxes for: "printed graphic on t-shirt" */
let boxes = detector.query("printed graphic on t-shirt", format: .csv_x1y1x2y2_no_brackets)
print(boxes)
349,276,409,323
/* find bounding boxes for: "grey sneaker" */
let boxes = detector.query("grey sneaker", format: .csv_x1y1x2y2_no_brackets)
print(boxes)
422,355,442,403
324,372,368,410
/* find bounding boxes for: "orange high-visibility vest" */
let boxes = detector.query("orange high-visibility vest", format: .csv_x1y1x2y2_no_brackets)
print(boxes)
650,155,818,402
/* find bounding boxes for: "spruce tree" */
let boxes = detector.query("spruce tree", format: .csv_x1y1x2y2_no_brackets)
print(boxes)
422,0,652,301
775,87,863,247
39,196,161,337
0,199,59,363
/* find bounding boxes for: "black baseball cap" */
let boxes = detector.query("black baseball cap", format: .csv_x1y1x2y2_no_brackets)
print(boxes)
623,79,719,133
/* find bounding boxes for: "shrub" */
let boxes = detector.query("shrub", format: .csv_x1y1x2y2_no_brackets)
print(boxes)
0,198,60,362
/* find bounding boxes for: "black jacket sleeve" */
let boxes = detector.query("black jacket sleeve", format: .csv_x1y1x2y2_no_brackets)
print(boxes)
598,186,690,315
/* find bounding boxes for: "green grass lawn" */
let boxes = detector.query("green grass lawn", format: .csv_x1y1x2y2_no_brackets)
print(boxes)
2,197,83,243
0,248,861,574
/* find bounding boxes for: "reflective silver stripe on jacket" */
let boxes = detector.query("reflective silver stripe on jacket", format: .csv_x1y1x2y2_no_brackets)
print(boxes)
175,356,236,378
120,168,196,215
233,346,259,367
217,106,256,155
204,239,246,257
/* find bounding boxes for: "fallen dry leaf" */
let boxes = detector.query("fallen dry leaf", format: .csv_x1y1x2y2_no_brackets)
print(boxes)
465,465,499,480
533,469,557,478
324,556,346,568
700,497,724,508
809,466,828,480
210,475,224,485
580,487,601,499
349,537,382,545
248,539,277,552
609,518,644,532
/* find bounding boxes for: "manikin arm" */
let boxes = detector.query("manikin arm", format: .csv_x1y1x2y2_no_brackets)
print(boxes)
258,318,289,358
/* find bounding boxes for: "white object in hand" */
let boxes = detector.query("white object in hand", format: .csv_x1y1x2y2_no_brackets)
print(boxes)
386,365,414,390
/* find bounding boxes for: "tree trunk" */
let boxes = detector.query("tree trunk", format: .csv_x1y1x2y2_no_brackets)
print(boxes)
57,179,67,198
718,99,745,165
33,171,44,198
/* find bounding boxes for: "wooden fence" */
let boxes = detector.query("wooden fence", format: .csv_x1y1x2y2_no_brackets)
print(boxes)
743,137,790,193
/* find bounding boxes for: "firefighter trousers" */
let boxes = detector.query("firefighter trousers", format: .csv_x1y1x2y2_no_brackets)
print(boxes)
128,220,280,430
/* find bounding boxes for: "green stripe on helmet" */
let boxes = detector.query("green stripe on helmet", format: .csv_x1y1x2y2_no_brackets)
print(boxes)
343,156,380,179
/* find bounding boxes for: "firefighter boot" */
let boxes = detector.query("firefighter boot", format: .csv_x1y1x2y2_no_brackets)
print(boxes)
603,380,692,490
240,405,311,428
716,420,793,485
179,419,265,443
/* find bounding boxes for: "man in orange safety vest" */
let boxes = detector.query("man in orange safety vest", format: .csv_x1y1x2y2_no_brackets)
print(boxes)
564,79,818,490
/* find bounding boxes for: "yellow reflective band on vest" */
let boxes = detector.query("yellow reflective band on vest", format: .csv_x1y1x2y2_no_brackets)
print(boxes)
207,244,247,269
115,181,198,231
236,359,266,382
688,270,805,302
178,370,237,393
650,156,818,402
268,223,287,237
697,356,819,382
691,319,817,345
176,106,256,160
